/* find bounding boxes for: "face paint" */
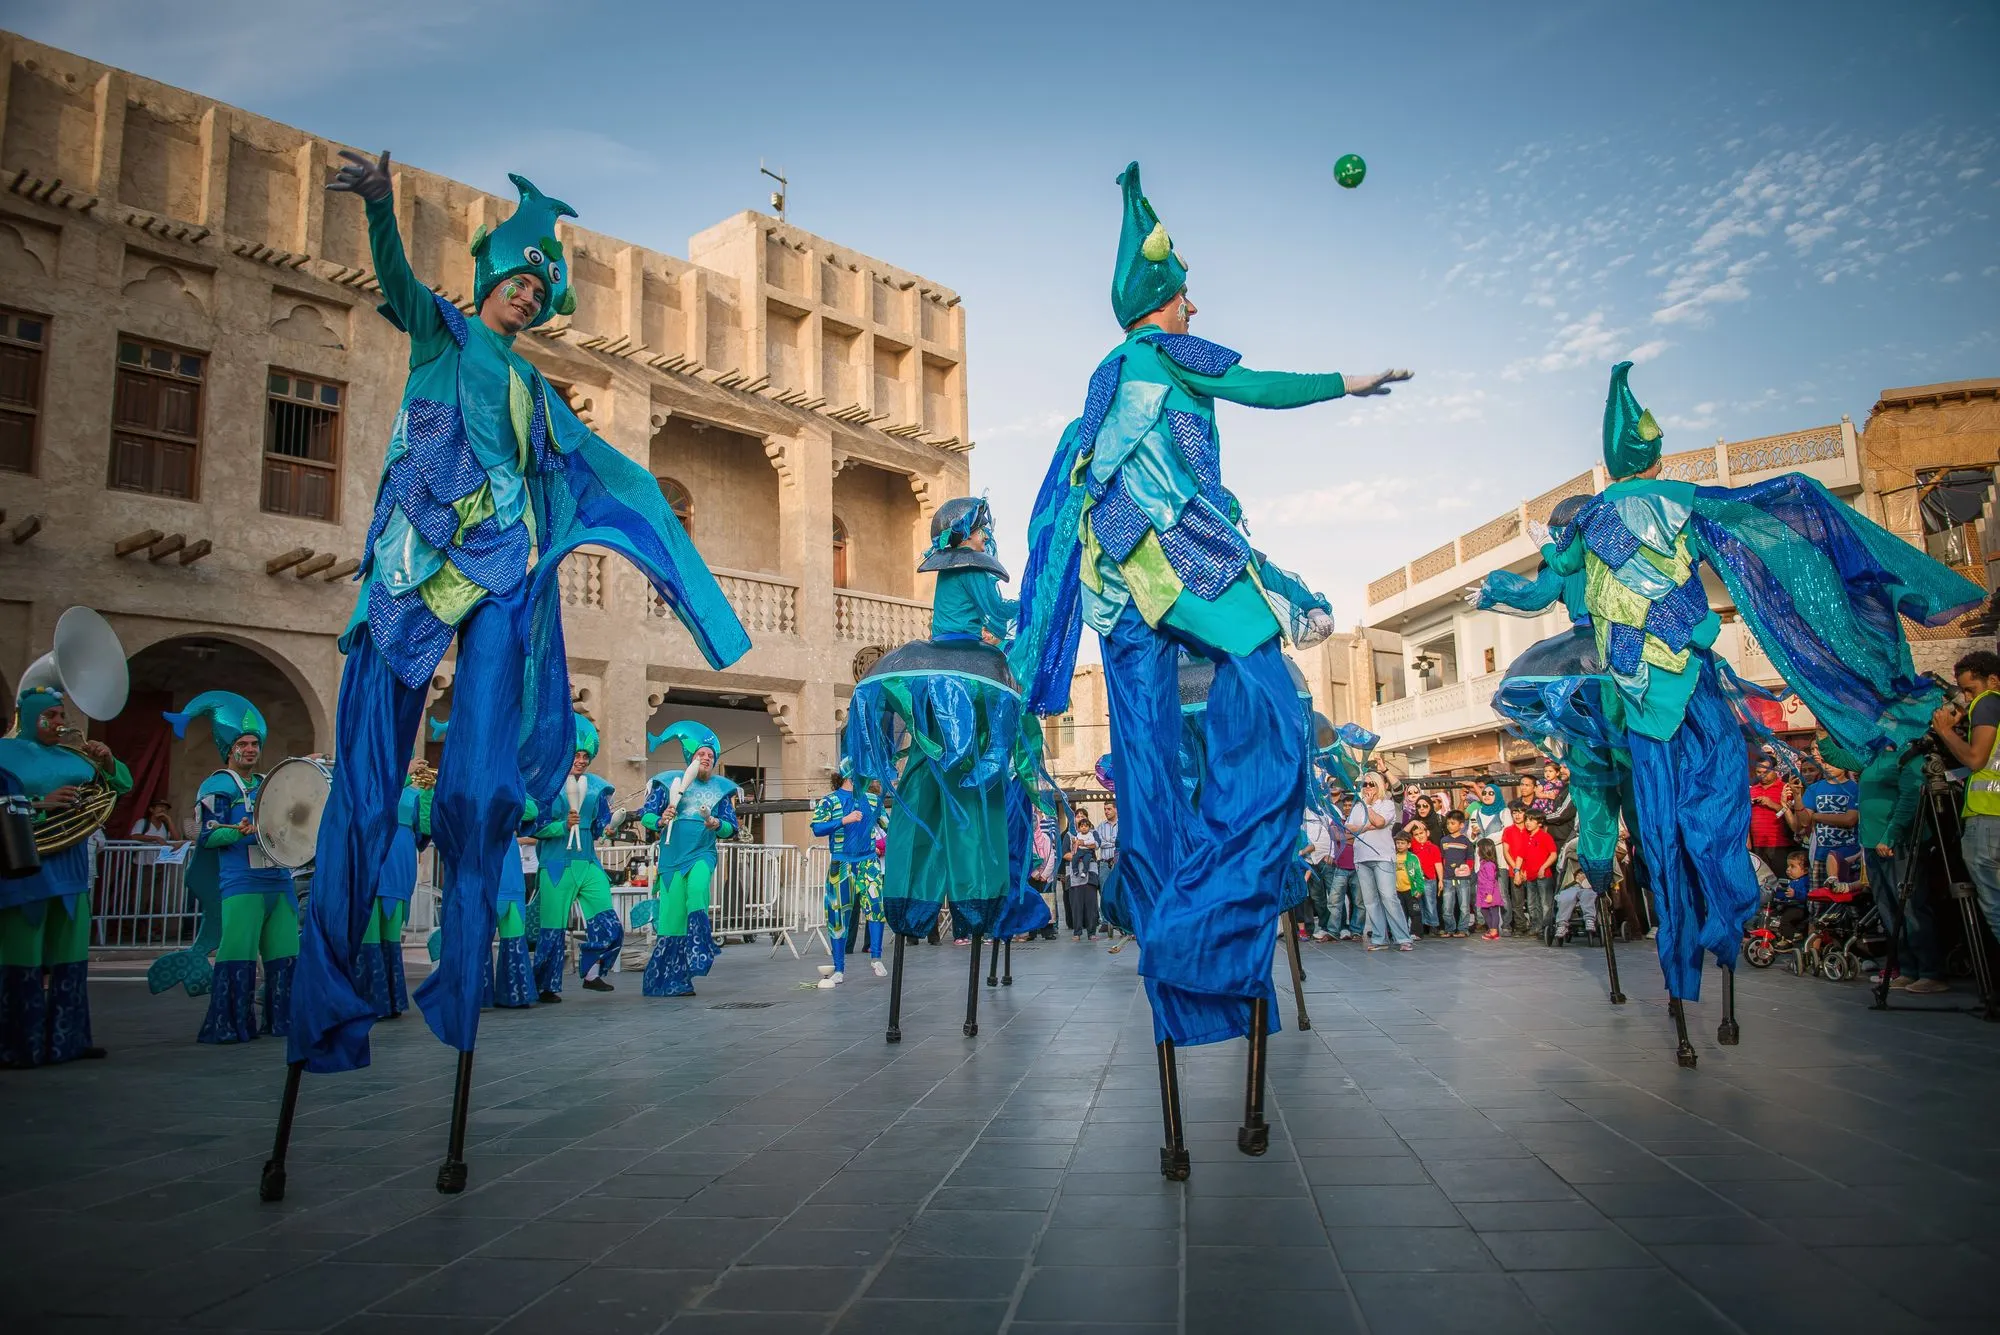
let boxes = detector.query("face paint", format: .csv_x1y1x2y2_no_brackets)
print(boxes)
503,280,524,301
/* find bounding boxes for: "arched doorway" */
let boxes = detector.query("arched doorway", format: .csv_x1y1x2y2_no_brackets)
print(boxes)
115,636,320,840
832,514,851,589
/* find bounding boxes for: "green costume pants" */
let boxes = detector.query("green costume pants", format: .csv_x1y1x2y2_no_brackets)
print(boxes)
0,897,94,1066
199,894,298,1044
656,863,713,937
0,897,91,968
537,863,615,932
216,893,300,963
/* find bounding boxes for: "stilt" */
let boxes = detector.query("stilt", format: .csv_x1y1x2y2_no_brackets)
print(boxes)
435,1050,475,1193
1156,1038,1190,1180
259,1060,306,1202
1716,966,1740,1045
986,936,1001,988
1002,939,1013,986
1669,998,1697,1069
885,932,906,1043
963,933,983,1037
1600,921,1627,1004
1279,912,1311,1031
1237,996,1270,1156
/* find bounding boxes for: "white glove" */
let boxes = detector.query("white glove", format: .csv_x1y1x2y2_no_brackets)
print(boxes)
1297,608,1335,648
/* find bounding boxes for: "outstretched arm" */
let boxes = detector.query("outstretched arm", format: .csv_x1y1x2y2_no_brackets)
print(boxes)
1176,364,1412,409
328,149,443,342
1471,563,1566,615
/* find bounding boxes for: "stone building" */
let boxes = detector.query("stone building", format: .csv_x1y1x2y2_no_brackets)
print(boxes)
0,32,974,842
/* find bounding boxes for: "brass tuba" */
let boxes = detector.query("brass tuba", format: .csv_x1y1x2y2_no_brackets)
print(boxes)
14,608,130,855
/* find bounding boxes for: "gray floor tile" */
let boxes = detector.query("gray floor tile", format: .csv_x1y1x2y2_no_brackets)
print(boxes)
1329,1225,1499,1272
1016,1264,1178,1324
1479,1227,1656,1270
698,1266,867,1312
1350,1272,1547,1335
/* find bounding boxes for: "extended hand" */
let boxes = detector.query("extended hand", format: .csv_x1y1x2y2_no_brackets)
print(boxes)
1297,608,1335,649
80,739,113,766
841,809,866,825
704,814,720,830
1346,369,1414,398
1462,583,1489,610
328,148,393,202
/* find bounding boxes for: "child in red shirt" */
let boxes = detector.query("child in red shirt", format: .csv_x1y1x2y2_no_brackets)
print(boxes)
1500,805,1532,935
1518,810,1559,941
1408,822,1444,935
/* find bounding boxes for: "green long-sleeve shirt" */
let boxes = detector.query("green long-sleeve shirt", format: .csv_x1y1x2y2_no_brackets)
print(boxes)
1822,740,1923,849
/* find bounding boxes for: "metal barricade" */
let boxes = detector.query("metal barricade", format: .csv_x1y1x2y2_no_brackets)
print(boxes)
90,840,198,949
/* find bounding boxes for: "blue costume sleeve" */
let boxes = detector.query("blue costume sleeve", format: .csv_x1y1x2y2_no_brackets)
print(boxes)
591,786,614,840
714,794,738,840
395,786,418,830
810,793,844,838
1689,474,1986,756
518,390,753,801
1479,561,1566,615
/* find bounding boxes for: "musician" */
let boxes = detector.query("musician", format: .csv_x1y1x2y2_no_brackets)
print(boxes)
373,759,436,1018
0,682,130,1067
528,713,622,1001
168,692,298,1044
638,721,736,997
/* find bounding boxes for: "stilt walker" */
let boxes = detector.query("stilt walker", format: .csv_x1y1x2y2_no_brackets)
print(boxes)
274,150,748,1201
1010,163,1409,1176
1483,362,1983,1065
637,723,734,997
168,694,300,1045
845,498,1055,1042
530,713,622,1000
810,760,885,986
0,654,130,1068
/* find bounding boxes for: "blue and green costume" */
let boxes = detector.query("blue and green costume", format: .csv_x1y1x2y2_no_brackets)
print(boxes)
0,686,131,1067
1012,163,1352,1047
811,764,885,973
845,498,1056,942
167,693,299,1044
291,174,750,1073
530,713,622,995
374,767,433,1017
1498,362,1984,1001
637,722,734,996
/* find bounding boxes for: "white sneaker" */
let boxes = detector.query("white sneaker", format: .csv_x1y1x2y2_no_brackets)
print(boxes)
816,978,837,989
871,959,887,978
832,971,844,984
1313,931,1333,942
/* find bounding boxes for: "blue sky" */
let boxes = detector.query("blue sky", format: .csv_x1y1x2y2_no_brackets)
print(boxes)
13,0,1997,625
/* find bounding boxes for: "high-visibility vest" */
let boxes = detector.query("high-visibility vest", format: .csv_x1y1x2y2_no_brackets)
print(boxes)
1964,690,2000,818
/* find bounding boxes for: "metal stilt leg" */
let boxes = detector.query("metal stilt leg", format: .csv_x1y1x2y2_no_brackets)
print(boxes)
885,933,906,1043
259,1060,306,1202
986,936,1000,988
1670,998,1698,1069
963,934,982,1037
1601,922,1627,1004
1717,966,1740,1045
435,1050,475,1193
1237,997,1270,1156
1002,938,1013,986
1157,1038,1190,1180
1280,912,1311,1030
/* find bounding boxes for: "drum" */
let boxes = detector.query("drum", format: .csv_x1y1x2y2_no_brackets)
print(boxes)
257,757,334,869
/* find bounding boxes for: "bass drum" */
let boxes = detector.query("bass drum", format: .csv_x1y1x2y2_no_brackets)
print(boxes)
257,757,334,869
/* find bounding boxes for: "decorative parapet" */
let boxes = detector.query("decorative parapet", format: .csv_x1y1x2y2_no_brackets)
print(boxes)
1458,509,1522,561
1526,470,1597,524
1658,447,1719,482
1367,567,1407,606
1411,540,1458,585
651,568,799,635
1727,425,1844,475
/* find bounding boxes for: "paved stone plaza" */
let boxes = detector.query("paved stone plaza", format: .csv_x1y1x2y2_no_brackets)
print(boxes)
4,935,1999,1335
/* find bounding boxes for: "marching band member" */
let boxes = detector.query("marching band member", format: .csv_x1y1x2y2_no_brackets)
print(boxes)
167,692,298,1045
0,683,129,1067
373,759,436,1018
811,760,886,983
637,722,735,997
528,713,622,1000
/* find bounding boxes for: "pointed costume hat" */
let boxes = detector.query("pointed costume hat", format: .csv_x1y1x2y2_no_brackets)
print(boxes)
165,691,269,760
572,711,601,760
1112,162,1189,328
648,720,720,762
1603,361,1664,480
470,174,579,328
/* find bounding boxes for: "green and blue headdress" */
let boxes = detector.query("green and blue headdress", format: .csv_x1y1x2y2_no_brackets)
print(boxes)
164,691,268,760
470,174,579,329
15,683,63,735
1603,361,1664,480
1112,161,1189,328
648,720,720,763
918,497,1007,575
572,711,600,760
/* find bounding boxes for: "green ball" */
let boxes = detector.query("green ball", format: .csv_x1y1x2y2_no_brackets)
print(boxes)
1334,154,1367,189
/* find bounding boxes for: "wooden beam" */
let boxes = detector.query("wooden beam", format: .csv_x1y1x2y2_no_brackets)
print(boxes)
146,533,185,562
9,514,40,545
266,547,313,575
293,552,337,579
320,557,361,581
115,528,164,557
177,538,213,565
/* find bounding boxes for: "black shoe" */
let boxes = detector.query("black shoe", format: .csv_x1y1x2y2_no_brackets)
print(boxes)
538,990,563,1003
80,1046,108,1059
582,977,614,993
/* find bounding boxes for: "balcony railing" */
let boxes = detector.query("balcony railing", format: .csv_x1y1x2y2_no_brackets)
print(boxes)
651,567,799,635
1370,670,1507,750
835,588,930,645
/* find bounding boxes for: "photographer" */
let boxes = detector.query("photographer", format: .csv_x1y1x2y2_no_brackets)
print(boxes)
1820,736,1942,992
1930,650,2000,949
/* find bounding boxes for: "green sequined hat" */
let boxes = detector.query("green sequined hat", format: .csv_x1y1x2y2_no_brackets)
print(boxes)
1112,162,1189,328
572,711,600,760
164,691,269,760
1603,361,1664,480
470,175,579,328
